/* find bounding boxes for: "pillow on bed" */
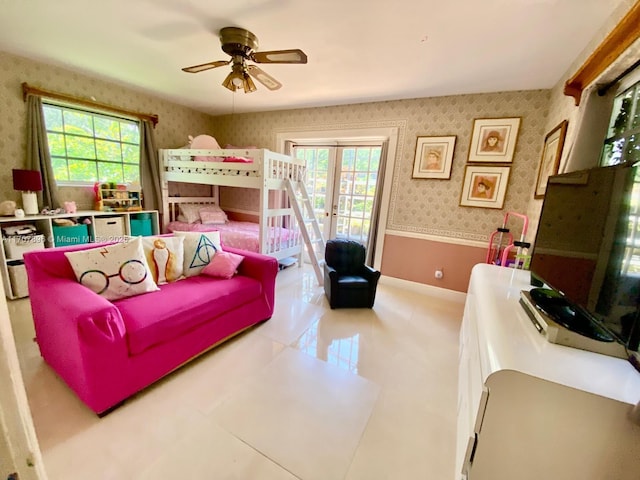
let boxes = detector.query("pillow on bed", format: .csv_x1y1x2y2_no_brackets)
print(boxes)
179,204,202,224
173,231,222,277
141,236,185,284
199,205,228,225
201,251,244,279
65,237,159,301
224,144,257,149
222,144,255,163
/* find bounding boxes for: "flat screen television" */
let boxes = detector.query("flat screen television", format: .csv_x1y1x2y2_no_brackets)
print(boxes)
529,162,640,355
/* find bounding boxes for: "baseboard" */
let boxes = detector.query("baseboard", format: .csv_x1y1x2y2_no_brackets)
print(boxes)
379,275,466,303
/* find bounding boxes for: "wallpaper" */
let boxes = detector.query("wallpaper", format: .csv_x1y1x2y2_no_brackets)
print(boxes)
0,51,215,210
524,0,640,245
212,90,550,243
0,0,634,244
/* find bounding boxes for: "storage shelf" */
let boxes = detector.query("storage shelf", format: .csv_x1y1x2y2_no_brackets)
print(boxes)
0,210,159,299
98,185,142,212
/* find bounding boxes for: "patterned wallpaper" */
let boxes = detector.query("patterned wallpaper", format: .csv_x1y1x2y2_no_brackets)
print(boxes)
0,0,635,243
212,90,550,242
523,0,639,244
0,51,215,209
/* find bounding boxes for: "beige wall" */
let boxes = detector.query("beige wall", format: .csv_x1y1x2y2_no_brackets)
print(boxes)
206,0,639,292
0,51,215,210
524,0,639,245
210,91,550,291
0,0,636,292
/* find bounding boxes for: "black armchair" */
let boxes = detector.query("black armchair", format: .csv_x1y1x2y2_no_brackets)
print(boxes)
323,239,381,309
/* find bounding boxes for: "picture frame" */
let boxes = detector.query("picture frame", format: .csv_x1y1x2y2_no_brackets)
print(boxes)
534,120,568,198
468,117,521,163
460,165,511,209
412,136,456,179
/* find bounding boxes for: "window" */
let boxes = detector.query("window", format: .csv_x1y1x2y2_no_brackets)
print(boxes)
600,79,640,166
42,102,141,185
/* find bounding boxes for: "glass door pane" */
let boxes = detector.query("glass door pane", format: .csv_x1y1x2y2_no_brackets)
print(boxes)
331,146,381,244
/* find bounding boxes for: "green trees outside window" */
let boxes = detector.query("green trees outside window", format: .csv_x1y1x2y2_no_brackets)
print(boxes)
43,103,140,185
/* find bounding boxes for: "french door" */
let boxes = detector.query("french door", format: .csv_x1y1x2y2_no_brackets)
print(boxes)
293,143,382,245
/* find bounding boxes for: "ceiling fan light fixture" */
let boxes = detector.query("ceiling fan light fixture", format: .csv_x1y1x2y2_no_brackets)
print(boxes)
243,74,257,93
222,67,257,94
221,71,239,91
182,27,306,93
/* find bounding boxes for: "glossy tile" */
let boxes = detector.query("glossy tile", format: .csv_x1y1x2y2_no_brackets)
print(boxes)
138,417,299,480
9,263,464,480
211,347,380,480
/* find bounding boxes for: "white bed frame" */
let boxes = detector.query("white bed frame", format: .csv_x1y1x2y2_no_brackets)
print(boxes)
159,148,306,261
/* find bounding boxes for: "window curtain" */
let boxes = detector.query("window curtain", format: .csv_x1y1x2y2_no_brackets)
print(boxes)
366,141,388,266
562,85,617,173
25,94,61,209
139,119,162,212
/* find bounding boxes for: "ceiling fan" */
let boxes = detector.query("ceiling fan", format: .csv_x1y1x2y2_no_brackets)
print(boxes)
182,27,307,93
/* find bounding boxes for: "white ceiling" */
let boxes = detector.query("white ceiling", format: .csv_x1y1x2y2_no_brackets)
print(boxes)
0,0,626,116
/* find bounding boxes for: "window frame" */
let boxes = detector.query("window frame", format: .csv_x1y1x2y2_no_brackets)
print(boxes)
42,101,142,187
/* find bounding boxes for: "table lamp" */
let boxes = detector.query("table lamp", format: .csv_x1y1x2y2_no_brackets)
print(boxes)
12,169,43,215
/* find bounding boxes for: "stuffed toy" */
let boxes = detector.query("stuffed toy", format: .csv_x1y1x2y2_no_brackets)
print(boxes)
188,135,224,162
0,200,16,216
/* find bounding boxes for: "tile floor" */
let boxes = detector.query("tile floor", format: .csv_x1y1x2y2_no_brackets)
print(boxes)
8,264,465,480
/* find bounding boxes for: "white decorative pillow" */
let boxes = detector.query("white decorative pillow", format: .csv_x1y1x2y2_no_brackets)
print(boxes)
141,236,185,284
173,231,222,277
64,237,159,301
199,205,228,224
178,204,202,224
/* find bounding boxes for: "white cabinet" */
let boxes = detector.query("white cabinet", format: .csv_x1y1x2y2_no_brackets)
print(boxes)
0,210,159,299
457,264,640,480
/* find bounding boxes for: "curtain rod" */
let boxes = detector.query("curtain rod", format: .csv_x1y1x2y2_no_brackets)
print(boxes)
597,56,640,96
21,82,159,126
563,2,640,106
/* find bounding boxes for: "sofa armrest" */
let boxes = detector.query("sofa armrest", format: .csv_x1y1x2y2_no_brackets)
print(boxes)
224,246,278,308
25,270,130,410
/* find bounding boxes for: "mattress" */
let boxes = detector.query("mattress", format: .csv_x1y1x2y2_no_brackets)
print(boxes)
166,220,296,253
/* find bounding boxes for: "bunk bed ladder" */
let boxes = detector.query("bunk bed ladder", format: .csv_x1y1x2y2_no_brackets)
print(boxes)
285,178,325,284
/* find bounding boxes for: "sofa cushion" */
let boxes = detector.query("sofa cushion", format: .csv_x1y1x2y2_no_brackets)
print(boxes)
173,231,222,277
201,250,244,279
116,274,263,355
141,235,185,284
64,237,159,301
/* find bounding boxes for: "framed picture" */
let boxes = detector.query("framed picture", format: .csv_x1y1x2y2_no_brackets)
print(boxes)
534,120,568,198
468,117,521,163
460,165,511,209
412,136,456,179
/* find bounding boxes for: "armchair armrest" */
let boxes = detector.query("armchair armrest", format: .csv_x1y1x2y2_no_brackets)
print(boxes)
358,265,381,284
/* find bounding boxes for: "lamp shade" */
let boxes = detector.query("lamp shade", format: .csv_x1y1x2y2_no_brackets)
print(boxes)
12,169,43,192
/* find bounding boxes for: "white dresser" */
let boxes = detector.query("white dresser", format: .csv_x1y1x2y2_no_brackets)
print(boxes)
457,263,640,479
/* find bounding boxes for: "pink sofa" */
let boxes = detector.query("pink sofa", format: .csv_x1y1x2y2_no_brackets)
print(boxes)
23,242,278,416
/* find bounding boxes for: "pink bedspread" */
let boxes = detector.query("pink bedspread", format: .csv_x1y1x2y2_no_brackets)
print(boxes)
167,220,297,253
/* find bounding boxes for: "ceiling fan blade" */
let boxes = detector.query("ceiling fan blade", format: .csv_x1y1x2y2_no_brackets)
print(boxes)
250,49,307,64
247,65,282,90
182,60,230,73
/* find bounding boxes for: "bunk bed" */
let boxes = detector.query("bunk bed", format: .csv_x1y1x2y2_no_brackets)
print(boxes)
159,148,306,262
